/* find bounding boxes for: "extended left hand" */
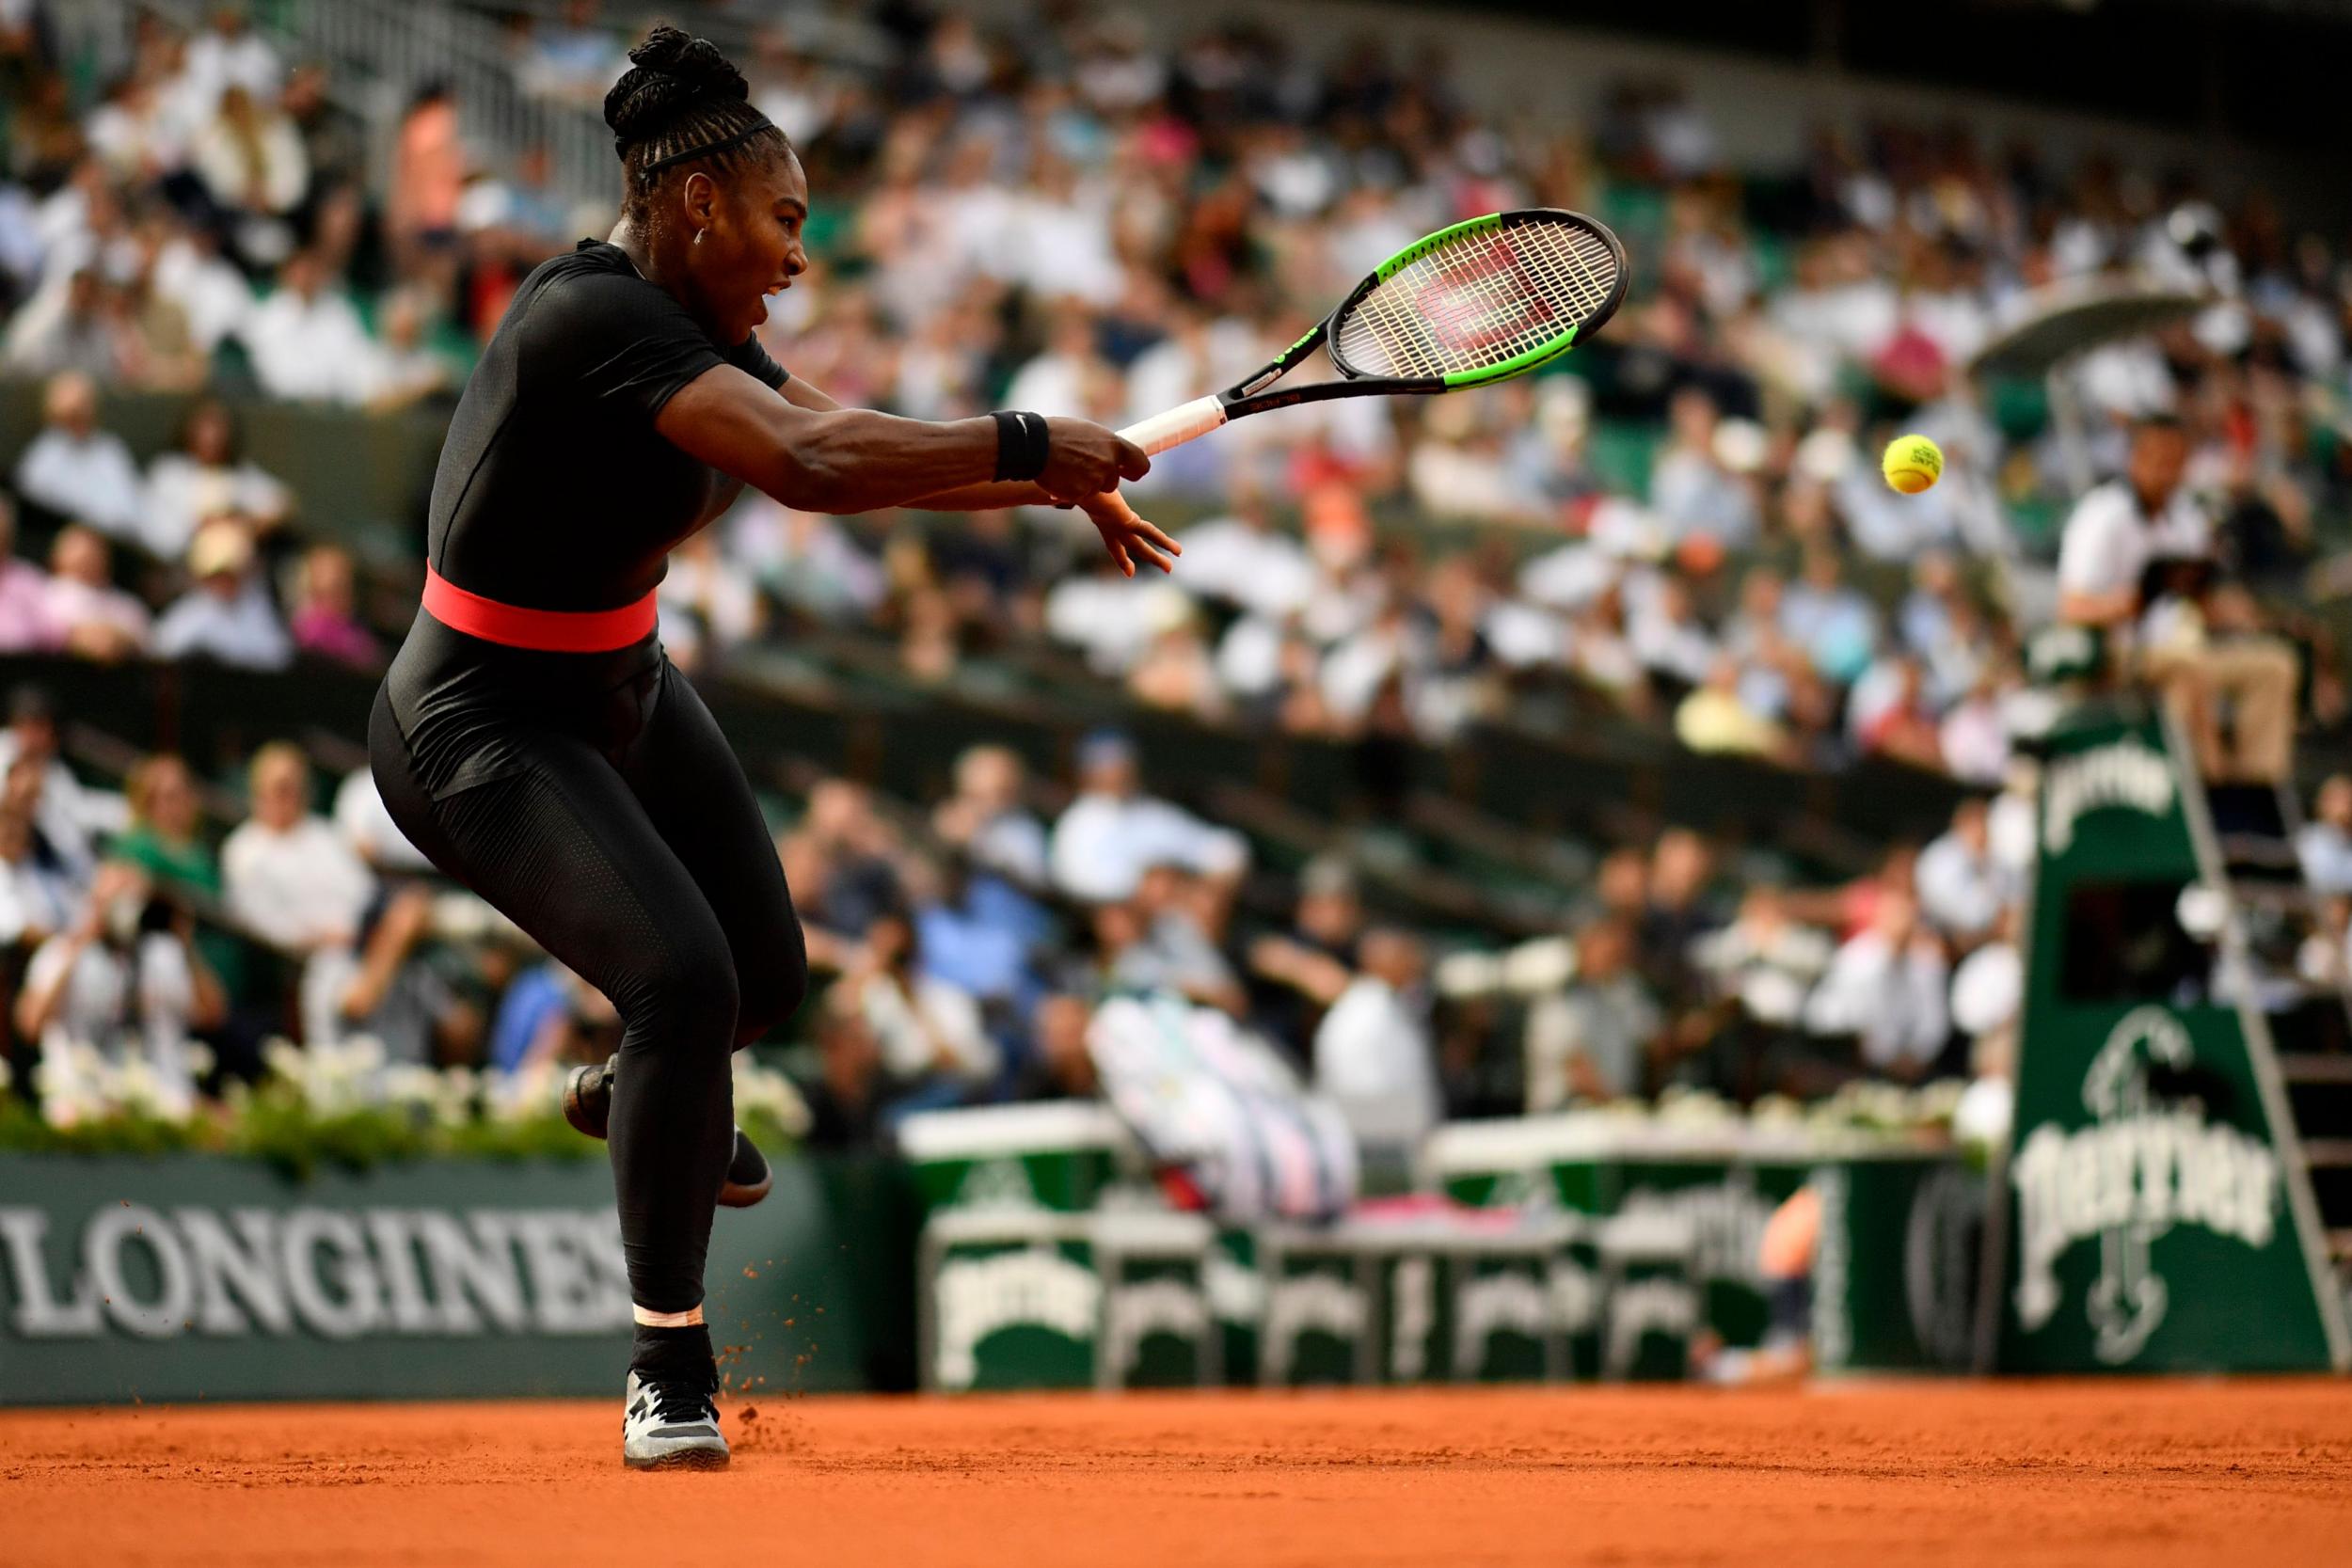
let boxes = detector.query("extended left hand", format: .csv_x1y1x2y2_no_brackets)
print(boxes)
1081,489,1181,578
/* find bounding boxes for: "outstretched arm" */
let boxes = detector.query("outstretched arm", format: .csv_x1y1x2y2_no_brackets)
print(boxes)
752,373,1180,577
657,364,1148,518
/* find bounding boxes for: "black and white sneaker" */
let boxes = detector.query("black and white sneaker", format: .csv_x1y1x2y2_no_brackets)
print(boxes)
564,1054,772,1208
622,1369,729,1470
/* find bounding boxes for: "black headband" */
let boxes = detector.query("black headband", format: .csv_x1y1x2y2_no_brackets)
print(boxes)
635,119,778,177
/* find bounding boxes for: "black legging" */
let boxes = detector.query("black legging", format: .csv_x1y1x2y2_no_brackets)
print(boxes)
370,626,807,1314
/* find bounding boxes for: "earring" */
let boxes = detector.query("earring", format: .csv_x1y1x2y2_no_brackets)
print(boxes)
693,230,706,247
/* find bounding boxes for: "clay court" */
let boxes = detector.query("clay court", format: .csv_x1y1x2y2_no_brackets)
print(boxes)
11,1380,2350,1567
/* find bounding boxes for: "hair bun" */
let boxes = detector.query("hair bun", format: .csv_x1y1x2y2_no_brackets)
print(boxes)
603,24,751,146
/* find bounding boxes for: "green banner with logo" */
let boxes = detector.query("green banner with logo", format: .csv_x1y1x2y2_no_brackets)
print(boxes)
1993,712,2349,1372
1811,1153,1981,1374
0,1152,920,1403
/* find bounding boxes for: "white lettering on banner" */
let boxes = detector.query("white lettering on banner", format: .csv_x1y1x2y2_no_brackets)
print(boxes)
1104,1278,1207,1382
953,1159,1041,1212
2010,1006,2282,1364
1620,1182,1772,1288
280,1209,385,1338
1454,1269,1549,1373
1548,1259,1599,1336
177,1210,293,1335
1902,1165,1981,1369
0,1205,631,1342
1263,1270,1367,1383
2042,739,2176,854
511,1212,619,1333
416,1212,528,1334
1605,1278,1696,1378
1389,1257,1436,1381
932,1245,1100,1390
1811,1166,1851,1370
1486,1169,1555,1211
1203,1251,1263,1323
87,1205,193,1338
363,1210,437,1333
0,1209,102,1335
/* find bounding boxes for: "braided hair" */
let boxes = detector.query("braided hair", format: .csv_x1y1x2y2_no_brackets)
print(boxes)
603,26,791,222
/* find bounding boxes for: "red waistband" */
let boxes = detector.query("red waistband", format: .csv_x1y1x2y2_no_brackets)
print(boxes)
421,566,657,653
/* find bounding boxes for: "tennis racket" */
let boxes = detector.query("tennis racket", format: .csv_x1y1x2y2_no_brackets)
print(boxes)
1118,208,1627,457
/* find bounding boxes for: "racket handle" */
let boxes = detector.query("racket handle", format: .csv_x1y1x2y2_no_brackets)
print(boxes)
1119,396,1228,456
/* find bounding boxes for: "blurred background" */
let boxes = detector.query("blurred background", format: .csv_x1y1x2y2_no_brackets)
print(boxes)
3,0,2352,1391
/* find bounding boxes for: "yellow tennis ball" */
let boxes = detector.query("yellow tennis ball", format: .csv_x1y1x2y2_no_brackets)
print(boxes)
1883,434,1944,495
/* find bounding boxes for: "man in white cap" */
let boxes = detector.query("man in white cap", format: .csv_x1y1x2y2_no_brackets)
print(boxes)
153,518,293,669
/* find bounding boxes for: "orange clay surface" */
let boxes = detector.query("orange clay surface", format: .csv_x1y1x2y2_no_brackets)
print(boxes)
8,1380,2351,1568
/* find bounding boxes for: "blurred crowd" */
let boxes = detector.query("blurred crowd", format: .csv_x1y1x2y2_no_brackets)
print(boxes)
0,4,2345,760
0,672,2045,1158
4,1,2352,1148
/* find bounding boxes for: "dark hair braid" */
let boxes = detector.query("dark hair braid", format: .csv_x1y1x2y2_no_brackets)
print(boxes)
603,25,789,214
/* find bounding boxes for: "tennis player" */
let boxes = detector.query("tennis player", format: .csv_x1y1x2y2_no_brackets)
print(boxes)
369,25,1174,1469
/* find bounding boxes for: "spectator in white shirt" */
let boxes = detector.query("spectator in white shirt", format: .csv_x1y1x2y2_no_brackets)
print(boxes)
2058,416,2297,782
1049,731,1248,905
222,742,374,954
2056,416,2212,632
0,802,79,947
1915,797,2006,942
333,765,435,875
1628,573,1718,689
151,221,253,356
244,249,384,404
1648,386,1760,546
516,0,628,104
1003,314,1109,419
0,683,127,879
182,5,284,116
153,519,293,670
841,910,997,1090
42,526,151,662
1804,889,1951,1081
931,744,1049,890
84,71,192,185
15,862,226,1120
1170,479,1314,621
2297,775,2352,896
189,85,308,264
143,395,292,561
3,266,118,379
12,371,147,541
1312,927,1441,1164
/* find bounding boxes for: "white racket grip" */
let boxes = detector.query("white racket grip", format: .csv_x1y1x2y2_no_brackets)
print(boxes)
1120,396,1228,456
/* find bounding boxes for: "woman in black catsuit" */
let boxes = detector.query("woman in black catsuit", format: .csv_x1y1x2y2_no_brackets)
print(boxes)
369,26,1174,1469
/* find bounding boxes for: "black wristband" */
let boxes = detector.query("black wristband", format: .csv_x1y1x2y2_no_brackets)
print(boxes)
992,410,1050,483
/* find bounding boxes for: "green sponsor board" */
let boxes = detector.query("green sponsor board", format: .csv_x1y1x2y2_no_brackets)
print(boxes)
917,1210,1218,1392
900,1102,1133,1214
1554,1225,1605,1381
1372,1222,1576,1385
1430,1119,1808,1350
1207,1227,1261,1386
1257,1227,1375,1386
1994,712,2349,1373
1097,1214,1218,1389
1597,1212,1696,1381
0,1153,921,1403
1614,1157,1807,1349
1809,1153,1981,1374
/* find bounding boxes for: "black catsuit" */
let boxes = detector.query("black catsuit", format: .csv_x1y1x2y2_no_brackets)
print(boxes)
370,241,809,1321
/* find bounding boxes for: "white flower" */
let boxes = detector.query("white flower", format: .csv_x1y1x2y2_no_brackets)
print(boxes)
732,1055,811,1138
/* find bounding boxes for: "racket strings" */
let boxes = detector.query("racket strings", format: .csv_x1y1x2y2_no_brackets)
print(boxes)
1336,218,1618,379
